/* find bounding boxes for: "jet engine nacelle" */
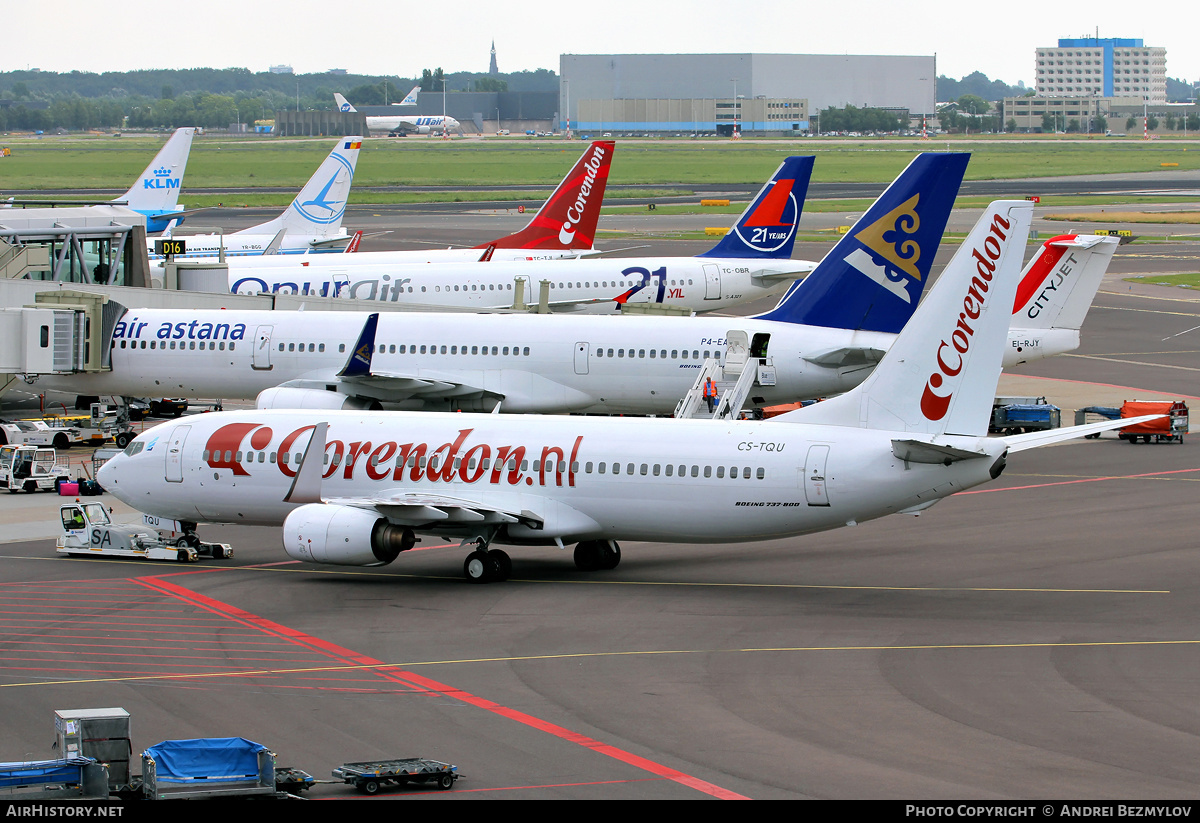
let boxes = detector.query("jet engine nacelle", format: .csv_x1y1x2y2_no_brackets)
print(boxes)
283,503,416,566
256,387,381,411
414,126,431,135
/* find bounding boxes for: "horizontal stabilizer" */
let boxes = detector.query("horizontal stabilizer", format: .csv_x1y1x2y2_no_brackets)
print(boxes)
751,264,817,282
1002,414,1164,452
892,438,990,464
802,347,887,368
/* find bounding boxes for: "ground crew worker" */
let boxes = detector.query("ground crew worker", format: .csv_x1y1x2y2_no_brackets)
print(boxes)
703,377,717,412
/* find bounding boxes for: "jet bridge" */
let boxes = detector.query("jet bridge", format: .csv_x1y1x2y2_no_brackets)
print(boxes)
0,293,124,398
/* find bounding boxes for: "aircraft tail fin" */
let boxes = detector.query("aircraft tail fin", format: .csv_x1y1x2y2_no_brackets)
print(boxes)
116,127,194,213
241,137,361,239
338,313,378,377
478,140,614,251
698,156,813,260
783,201,1034,437
753,153,968,334
1011,234,1117,331
334,93,357,113
399,86,420,106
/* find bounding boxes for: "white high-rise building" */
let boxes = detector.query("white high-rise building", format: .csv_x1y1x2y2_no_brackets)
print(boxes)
1035,38,1166,104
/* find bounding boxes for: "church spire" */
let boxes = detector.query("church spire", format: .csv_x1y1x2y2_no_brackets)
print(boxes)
489,40,498,75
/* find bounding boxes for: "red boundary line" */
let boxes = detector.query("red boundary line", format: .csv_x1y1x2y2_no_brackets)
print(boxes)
132,576,746,800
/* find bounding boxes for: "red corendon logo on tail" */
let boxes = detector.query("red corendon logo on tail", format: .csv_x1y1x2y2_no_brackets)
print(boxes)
558,144,607,246
919,212,1012,421
203,424,585,488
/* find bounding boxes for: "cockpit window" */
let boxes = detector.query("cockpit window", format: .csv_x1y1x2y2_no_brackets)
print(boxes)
124,441,145,457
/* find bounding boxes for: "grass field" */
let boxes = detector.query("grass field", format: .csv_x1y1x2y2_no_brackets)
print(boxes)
2,133,1199,196
1125,272,1200,288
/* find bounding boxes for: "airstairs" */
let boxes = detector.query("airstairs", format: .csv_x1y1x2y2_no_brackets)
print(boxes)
673,330,776,421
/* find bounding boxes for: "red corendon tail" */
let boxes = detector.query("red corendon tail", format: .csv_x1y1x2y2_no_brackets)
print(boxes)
205,424,585,488
919,212,1012,422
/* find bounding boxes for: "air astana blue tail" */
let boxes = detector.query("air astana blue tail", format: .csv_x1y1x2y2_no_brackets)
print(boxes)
755,153,969,334
698,156,813,260
116,127,195,233
243,138,362,239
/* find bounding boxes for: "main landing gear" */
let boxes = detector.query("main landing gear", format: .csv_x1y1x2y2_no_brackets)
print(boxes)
459,538,622,583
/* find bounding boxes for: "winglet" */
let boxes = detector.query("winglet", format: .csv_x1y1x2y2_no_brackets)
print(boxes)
478,244,496,262
338,313,378,377
284,422,326,505
698,156,813,260
345,230,363,253
754,153,969,334
478,141,615,251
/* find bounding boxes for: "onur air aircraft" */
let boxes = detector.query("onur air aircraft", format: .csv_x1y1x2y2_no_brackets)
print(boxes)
41,154,1115,416
147,137,362,259
222,155,819,313
116,127,196,234
97,199,1155,583
334,93,459,136
177,140,615,272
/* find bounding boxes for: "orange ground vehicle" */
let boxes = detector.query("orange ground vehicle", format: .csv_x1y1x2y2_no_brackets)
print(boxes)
1118,400,1188,444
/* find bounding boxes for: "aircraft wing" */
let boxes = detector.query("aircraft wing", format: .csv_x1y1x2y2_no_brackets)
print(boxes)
325,492,543,531
275,371,500,405
1001,414,1165,453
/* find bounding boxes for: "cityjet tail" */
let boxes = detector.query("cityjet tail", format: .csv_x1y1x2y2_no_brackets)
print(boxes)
334,93,459,136
203,140,616,270
149,137,362,260
222,155,818,313
115,127,196,234
97,200,1156,584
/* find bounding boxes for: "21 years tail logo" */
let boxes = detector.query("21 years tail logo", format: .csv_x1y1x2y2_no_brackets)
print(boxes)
731,178,799,254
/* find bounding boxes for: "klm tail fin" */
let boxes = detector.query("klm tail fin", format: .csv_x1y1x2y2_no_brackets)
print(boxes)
241,137,362,238
1011,234,1117,331
334,93,357,113
787,201,1034,437
754,153,969,333
698,156,813,260
116,127,194,214
399,86,420,106
479,140,614,251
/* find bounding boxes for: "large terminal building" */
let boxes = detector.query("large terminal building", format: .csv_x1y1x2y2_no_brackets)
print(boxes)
558,53,937,134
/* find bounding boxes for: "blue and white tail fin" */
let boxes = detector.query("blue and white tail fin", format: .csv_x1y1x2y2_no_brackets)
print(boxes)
1011,234,1117,331
698,156,813,260
240,137,362,238
116,127,194,229
754,153,969,334
399,86,420,106
786,201,1034,437
334,93,357,113
339,313,378,377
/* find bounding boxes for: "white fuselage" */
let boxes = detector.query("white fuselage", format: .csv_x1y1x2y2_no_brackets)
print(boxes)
148,231,351,260
223,256,810,314
43,309,1074,414
98,409,1005,543
365,114,459,134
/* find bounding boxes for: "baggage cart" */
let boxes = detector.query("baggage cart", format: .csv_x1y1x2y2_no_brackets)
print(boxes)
333,757,459,793
1119,400,1188,444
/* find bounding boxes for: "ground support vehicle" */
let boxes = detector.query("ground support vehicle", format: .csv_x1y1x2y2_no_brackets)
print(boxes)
274,766,315,794
57,502,201,562
1074,406,1121,438
334,758,459,793
1,419,87,450
990,403,1061,435
140,513,233,559
89,403,138,449
141,738,286,799
0,445,69,493
1119,400,1188,444
0,757,110,800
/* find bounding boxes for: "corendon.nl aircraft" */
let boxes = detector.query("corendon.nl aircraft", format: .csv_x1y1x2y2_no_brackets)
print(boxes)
147,137,362,260
98,200,1154,583
54,155,1115,414
162,140,616,269
221,154,819,312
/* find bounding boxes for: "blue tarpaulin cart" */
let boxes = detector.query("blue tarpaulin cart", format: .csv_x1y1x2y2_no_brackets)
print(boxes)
142,738,286,799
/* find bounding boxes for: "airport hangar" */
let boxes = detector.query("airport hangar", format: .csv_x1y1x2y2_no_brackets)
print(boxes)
558,53,937,134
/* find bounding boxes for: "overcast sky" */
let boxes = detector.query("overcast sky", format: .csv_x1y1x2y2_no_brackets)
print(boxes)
4,0,1196,87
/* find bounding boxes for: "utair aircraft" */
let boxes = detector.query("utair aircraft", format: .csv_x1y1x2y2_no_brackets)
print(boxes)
97,198,1156,584
148,137,362,259
41,154,1117,416
183,140,616,272
334,93,459,136
221,155,818,313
